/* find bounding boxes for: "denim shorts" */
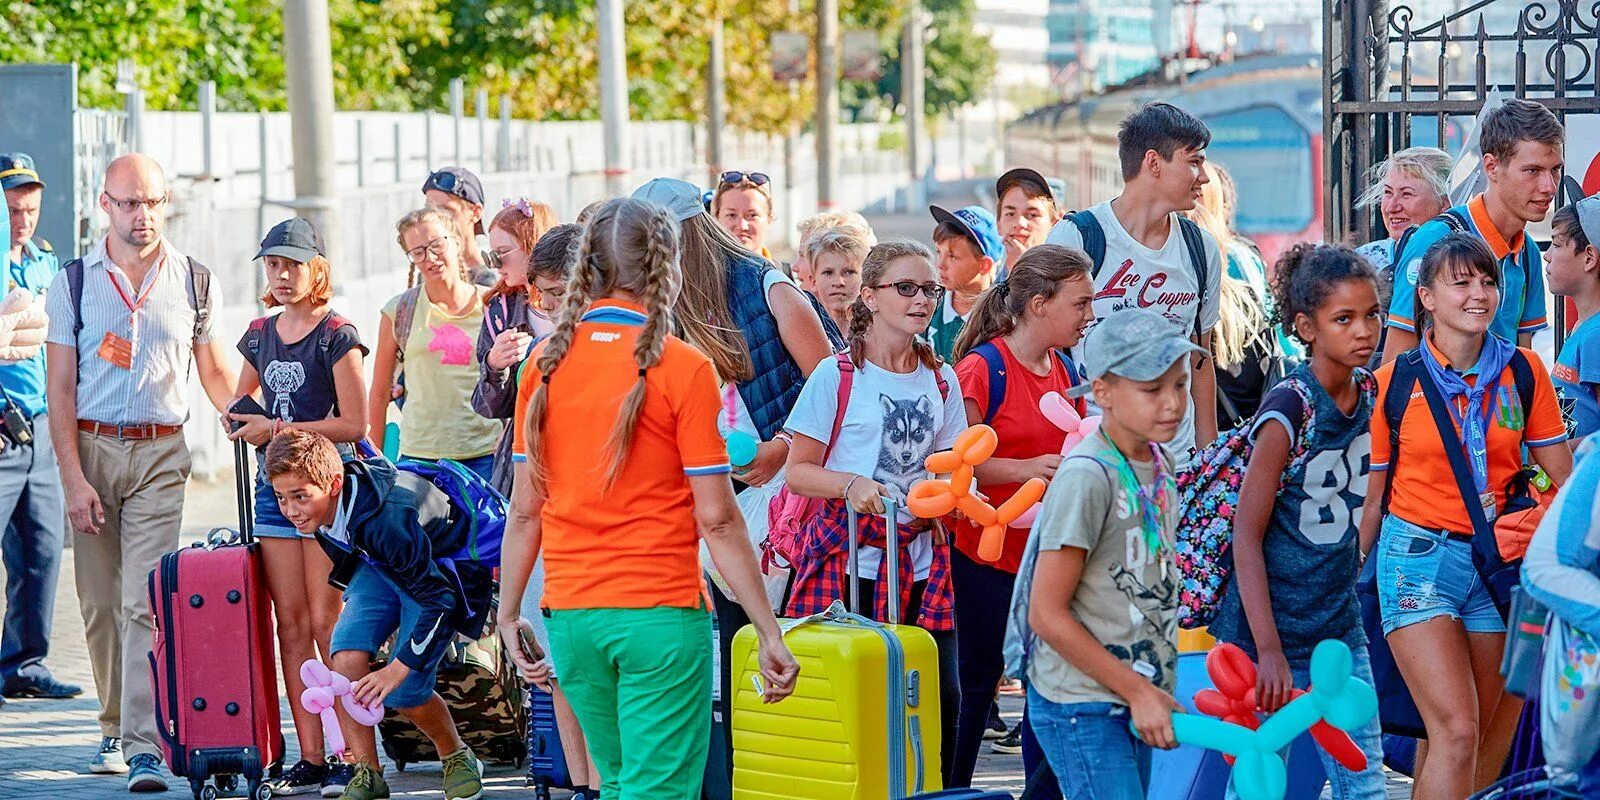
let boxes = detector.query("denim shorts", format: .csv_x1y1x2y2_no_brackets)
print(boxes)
1375,514,1505,637
1027,689,1150,800
328,562,445,709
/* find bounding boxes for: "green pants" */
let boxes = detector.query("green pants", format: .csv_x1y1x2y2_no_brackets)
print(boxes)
546,605,713,799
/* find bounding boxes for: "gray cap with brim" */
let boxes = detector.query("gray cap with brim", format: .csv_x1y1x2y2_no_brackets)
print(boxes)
1066,308,1209,398
631,177,707,222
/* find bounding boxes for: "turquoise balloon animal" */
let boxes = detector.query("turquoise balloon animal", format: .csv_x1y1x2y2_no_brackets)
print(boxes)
1133,639,1379,800
726,430,760,468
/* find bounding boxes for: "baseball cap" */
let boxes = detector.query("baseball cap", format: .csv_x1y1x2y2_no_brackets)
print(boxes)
632,177,708,222
929,204,1005,264
1576,194,1600,249
422,166,485,206
1067,308,1209,398
995,167,1063,212
0,153,44,191
255,217,325,263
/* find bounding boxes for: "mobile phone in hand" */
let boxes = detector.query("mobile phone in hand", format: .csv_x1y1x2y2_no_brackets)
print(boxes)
227,396,270,432
517,628,546,662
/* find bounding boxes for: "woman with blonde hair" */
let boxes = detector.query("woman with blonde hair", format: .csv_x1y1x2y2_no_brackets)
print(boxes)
367,206,502,480
712,170,778,260
496,197,799,799
1354,146,1453,274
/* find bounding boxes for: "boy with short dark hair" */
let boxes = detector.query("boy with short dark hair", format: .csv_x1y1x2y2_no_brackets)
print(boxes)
264,430,490,800
1382,98,1563,361
1046,101,1224,461
927,204,1005,362
995,167,1065,267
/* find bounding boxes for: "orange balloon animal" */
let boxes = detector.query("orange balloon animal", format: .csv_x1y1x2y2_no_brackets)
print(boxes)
906,424,1047,562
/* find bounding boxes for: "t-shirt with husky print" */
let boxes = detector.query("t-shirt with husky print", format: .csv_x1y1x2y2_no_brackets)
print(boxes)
785,355,967,580
1027,431,1180,705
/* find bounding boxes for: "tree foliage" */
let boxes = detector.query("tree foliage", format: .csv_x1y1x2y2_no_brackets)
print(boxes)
0,0,997,134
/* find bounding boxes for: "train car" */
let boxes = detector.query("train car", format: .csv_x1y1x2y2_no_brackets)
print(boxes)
1007,53,1324,264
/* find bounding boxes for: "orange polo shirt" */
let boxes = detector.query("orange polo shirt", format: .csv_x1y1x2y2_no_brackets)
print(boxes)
1371,335,1567,534
511,300,731,610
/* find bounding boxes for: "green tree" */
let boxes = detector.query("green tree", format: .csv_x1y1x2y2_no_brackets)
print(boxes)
849,0,997,119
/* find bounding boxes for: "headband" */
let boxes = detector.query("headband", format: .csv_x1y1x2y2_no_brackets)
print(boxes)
502,196,535,217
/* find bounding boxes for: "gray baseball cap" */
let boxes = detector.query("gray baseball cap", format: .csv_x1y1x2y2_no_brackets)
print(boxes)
1576,195,1600,249
1067,308,1209,397
631,177,707,222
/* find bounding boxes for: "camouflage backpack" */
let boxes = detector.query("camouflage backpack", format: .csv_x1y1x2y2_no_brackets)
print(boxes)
375,630,528,770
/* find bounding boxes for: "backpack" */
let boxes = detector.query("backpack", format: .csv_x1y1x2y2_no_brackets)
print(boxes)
395,457,507,570
1172,370,1377,629
1390,209,1535,323
392,285,423,365
1068,211,1210,339
968,340,1081,426
763,352,949,572
243,312,355,362
64,255,212,341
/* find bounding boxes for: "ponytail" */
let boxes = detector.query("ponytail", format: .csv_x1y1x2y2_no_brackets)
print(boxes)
950,244,1093,361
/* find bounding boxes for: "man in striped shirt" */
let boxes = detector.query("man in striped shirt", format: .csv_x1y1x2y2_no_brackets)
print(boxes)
45,153,237,792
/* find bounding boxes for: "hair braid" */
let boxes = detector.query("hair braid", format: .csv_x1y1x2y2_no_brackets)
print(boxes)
601,206,679,486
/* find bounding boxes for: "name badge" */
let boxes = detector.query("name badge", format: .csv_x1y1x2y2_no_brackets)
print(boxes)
1479,491,1498,523
97,332,134,370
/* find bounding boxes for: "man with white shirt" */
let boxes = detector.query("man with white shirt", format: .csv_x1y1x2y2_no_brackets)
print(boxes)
44,153,237,791
1045,102,1223,460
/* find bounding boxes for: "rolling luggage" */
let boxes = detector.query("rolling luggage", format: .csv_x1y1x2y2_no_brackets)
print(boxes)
375,630,528,771
526,685,575,800
730,499,942,799
148,439,284,800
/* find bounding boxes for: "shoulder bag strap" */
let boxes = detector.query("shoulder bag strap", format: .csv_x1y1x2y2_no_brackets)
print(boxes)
1070,212,1107,276
972,340,1007,425
1177,216,1209,340
1414,360,1495,537
1381,351,1422,515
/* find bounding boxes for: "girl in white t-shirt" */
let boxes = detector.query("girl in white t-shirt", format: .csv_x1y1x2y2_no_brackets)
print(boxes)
782,239,968,785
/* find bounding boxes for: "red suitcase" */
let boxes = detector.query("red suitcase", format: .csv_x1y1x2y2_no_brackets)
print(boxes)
149,439,284,800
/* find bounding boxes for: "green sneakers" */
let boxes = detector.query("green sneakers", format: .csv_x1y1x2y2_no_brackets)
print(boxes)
335,762,390,800
440,747,483,800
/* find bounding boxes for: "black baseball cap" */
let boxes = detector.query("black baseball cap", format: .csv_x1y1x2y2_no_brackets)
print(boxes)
422,166,485,206
255,217,325,263
995,167,1063,212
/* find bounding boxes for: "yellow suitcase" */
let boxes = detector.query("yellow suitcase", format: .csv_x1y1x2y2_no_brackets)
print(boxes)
730,501,942,800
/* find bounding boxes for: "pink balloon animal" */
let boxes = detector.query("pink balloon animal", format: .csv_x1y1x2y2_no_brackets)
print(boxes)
1009,391,1102,528
299,660,386,756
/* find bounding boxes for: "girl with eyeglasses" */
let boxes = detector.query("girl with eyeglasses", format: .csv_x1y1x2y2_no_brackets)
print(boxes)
712,171,776,259
367,207,501,482
781,239,969,785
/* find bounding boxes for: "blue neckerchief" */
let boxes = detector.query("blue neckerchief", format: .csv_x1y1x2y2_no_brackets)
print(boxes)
1419,332,1515,494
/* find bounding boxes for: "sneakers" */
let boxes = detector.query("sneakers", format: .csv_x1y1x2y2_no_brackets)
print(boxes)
336,762,389,800
90,737,130,775
983,705,1008,740
320,759,354,798
3,673,84,699
990,723,1023,755
440,747,483,800
126,753,169,792
269,759,328,796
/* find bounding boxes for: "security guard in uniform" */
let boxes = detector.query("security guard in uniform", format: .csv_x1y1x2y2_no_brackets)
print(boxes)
0,152,80,707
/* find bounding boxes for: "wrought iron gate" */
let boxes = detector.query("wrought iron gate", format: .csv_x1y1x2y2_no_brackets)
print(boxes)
1324,0,1600,247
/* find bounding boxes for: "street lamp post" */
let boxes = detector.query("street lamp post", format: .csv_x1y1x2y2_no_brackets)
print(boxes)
597,0,631,197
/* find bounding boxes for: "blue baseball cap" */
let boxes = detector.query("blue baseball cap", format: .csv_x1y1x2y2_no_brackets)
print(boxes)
0,153,44,191
930,204,1004,264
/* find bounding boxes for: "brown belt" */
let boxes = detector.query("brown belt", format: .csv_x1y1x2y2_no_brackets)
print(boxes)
77,420,184,440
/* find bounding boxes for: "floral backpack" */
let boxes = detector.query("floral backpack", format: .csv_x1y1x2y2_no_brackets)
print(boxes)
1173,371,1376,628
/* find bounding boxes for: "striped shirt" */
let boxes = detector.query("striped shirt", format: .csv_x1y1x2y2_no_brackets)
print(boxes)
44,237,218,426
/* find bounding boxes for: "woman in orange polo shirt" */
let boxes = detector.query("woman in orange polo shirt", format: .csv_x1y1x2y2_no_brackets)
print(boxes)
1359,233,1572,800
493,198,799,800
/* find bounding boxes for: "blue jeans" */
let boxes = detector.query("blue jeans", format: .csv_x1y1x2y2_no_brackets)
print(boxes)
0,413,65,684
1027,689,1150,800
1223,647,1387,800
328,562,444,709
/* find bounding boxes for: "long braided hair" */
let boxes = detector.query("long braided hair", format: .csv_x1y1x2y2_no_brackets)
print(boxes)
521,198,681,495
847,239,942,371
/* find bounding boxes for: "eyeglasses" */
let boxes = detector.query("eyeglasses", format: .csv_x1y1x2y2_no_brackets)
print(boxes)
103,193,168,213
871,281,945,300
720,171,770,187
405,236,452,264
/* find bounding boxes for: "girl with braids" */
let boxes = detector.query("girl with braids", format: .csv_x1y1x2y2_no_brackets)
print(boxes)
1207,244,1388,799
495,198,798,800
367,206,500,480
783,239,969,784
472,198,557,495
945,244,1095,789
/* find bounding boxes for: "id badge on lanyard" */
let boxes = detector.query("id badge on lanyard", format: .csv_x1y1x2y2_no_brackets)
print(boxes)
100,262,162,370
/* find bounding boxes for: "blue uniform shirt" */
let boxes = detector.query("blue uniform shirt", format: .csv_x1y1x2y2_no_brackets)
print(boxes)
1388,194,1548,342
1,238,61,417
1554,313,1600,441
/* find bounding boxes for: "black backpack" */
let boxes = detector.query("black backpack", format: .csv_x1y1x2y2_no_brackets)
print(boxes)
63,256,212,341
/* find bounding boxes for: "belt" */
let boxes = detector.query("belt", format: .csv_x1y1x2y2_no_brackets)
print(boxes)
77,420,184,440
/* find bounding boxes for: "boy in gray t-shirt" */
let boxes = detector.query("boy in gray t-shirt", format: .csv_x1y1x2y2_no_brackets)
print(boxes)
1008,308,1198,800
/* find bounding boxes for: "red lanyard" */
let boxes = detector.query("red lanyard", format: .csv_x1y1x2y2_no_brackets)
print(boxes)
106,259,164,316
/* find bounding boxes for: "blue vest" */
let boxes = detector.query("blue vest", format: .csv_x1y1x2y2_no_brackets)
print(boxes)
726,253,813,441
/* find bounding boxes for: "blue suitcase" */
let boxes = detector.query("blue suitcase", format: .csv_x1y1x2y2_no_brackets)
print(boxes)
527,686,575,800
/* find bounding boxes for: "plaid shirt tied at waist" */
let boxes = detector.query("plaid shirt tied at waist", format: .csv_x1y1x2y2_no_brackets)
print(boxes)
783,498,955,631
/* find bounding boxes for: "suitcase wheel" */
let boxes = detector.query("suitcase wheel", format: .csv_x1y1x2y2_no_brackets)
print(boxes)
197,784,218,800
534,784,552,800
394,760,407,773
250,780,272,800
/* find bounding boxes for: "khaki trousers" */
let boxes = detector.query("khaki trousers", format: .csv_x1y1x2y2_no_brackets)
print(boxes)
71,431,190,760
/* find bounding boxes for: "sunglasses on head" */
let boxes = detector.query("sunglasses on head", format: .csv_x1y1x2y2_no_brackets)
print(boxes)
426,171,459,193
720,171,770,187
871,281,945,300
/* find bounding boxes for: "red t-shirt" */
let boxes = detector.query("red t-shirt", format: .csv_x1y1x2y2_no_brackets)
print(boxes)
953,339,1085,573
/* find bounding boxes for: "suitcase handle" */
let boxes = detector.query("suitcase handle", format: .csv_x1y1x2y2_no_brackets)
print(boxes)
844,497,901,623
234,438,256,544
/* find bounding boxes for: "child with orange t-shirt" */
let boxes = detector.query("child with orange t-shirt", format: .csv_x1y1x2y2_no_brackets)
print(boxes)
494,198,798,800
